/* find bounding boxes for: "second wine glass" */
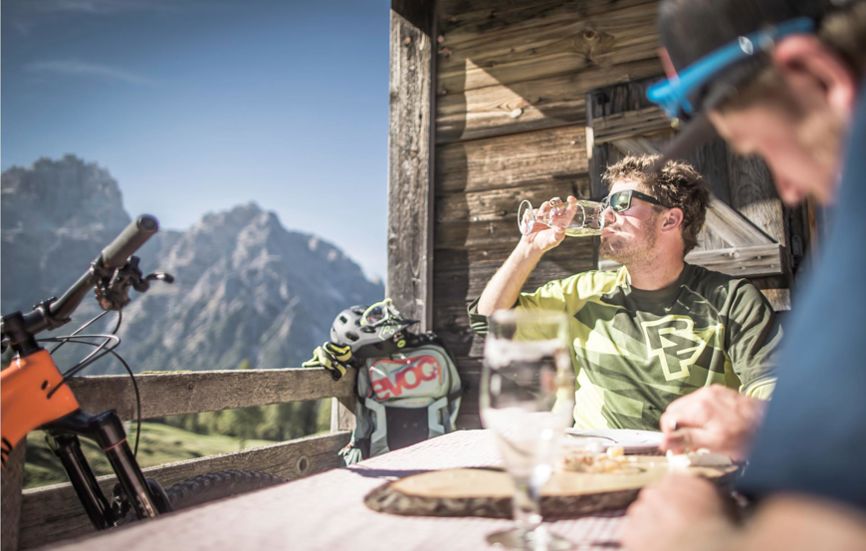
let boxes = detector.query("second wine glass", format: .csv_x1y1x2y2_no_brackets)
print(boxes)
481,309,575,550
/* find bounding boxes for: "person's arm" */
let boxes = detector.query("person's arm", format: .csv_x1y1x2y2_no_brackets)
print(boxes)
658,281,781,459
476,240,544,315
737,495,866,551
621,474,739,551
726,280,784,400
622,476,866,551
477,196,578,316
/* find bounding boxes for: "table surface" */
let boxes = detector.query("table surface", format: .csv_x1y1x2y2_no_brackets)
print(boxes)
54,430,625,550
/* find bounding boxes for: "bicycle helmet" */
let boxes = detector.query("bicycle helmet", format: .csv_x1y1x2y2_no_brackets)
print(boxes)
329,299,416,353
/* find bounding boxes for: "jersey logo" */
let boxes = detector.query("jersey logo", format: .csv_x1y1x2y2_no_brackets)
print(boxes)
640,317,707,381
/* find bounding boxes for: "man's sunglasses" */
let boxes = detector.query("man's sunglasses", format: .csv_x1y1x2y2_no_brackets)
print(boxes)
601,189,671,213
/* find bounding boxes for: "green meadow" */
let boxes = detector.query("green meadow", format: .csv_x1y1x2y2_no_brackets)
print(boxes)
24,422,279,488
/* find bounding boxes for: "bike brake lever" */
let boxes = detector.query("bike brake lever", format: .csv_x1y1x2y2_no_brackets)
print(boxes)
129,272,173,295
145,272,175,284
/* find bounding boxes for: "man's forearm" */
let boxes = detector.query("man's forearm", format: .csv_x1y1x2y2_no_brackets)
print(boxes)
477,240,545,315
738,496,866,551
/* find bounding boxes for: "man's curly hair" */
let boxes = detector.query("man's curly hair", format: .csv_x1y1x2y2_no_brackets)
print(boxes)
602,155,709,254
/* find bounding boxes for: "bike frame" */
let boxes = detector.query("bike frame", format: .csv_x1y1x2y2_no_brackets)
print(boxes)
1,330,162,527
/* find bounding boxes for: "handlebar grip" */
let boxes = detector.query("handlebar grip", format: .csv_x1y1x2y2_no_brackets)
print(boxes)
100,215,159,269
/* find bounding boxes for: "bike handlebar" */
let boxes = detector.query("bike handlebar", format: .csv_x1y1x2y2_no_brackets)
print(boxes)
2,215,160,346
101,215,158,269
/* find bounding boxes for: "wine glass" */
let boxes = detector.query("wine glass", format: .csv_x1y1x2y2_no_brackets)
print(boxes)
481,309,575,550
518,198,606,237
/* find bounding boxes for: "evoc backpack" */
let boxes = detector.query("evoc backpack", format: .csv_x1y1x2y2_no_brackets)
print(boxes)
330,300,462,465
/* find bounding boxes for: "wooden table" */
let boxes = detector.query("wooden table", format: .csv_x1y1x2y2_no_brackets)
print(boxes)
54,430,625,550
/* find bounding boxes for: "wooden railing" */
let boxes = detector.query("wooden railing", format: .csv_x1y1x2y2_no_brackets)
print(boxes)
1,367,357,550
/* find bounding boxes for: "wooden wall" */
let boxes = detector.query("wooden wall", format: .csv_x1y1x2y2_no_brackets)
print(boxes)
431,0,663,427
387,0,805,429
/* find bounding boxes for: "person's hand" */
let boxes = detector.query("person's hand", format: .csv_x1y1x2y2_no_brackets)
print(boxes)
621,474,737,551
520,196,578,252
660,385,766,461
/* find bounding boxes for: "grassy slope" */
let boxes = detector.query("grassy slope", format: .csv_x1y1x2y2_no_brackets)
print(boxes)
25,422,276,489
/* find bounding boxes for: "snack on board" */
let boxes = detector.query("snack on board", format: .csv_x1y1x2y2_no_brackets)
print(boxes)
665,449,733,470
561,446,646,474
561,445,734,475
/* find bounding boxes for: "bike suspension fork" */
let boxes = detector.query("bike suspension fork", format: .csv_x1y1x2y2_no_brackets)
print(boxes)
48,410,160,523
92,411,159,520
49,432,115,529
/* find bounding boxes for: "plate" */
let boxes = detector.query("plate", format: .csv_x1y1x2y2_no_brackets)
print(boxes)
364,460,737,519
565,428,663,454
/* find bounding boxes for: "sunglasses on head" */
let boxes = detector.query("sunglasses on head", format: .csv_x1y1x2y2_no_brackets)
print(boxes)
601,189,671,212
360,298,409,328
646,17,815,120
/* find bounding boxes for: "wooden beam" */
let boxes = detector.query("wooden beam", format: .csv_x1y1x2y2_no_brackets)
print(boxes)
67,368,356,421
600,243,785,278
437,57,661,144
388,0,436,330
330,396,356,432
434,246,596,305
436,0,659,94
437,125,589,195
592,106,671,144
19,433,349,549
684,244,785,276
702,197,776,247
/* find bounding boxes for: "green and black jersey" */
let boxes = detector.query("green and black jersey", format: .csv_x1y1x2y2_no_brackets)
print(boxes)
469,264,782,431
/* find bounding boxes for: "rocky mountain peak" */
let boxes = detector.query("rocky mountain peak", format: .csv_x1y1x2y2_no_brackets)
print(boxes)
2,156,384,373
1,155,129,234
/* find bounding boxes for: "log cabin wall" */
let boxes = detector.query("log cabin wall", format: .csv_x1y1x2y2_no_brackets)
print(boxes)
388,0,806,428
431,0,664,427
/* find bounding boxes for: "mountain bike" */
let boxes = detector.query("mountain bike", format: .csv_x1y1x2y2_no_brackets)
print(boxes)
1,215,282,530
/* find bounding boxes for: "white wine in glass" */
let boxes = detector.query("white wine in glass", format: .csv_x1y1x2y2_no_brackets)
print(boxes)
518,198,605,237
481,309,575,550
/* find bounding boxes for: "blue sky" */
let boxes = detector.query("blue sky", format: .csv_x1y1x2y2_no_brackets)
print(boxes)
2,0,390,280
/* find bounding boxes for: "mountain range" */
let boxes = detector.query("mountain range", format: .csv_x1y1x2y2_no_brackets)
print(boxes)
1,155,384,374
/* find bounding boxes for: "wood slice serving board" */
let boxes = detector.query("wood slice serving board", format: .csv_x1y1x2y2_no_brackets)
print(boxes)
364,457,737,518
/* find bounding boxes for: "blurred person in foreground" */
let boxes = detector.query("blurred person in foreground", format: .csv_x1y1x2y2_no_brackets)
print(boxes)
622,0,866,549
469,154,782,433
